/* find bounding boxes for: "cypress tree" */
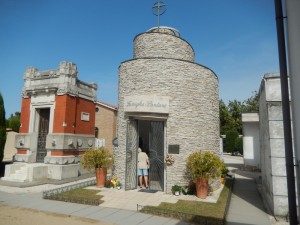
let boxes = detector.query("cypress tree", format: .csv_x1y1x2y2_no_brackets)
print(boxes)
0,93,6,163
224,129,239,154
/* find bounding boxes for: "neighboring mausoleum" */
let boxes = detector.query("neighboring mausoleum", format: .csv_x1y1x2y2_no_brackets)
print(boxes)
259,73,289,216
114,26,219,192
2,61,97,182
242,113,260,170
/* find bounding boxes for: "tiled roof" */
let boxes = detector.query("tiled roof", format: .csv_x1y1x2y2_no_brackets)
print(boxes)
96,101,118,111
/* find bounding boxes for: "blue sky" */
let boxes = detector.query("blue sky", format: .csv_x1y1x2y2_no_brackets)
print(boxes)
0,0,279,118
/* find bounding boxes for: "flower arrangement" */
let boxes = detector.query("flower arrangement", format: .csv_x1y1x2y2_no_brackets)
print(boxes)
111,176,118,188
165,154,175,165
108,176,122,189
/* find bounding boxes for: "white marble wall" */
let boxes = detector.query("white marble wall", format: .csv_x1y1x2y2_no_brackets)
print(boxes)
259,73,289,215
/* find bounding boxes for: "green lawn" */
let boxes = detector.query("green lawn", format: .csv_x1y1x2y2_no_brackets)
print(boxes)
140,178,233,225
45,188,104,206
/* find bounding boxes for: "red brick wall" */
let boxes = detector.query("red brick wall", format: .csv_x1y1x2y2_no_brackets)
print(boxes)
51,150,84,156
75,98,96,135
53,95,76,133
17,149,27,154
53,95,95,135
19,98,31,133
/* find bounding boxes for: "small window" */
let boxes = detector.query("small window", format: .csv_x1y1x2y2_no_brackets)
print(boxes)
95,127,99,138
81,112,90,121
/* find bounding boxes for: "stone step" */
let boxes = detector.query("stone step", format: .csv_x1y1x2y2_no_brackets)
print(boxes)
10,173,26,179
1,177,26,182
2,166,28,182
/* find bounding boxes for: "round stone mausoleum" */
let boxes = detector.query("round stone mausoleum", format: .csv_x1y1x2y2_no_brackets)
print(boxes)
114,27,219,193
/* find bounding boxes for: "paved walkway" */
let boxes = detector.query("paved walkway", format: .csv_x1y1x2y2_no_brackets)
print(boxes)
0,155,289,225
225,171,271,225
0,190,190,225
223,154,288,225
0,176,221,225
88,183,222,211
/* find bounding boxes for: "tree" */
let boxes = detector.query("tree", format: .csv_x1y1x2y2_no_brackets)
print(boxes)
224,129,239,154
220,91,259,136
243,91,259,113
6,112,20,132
0,93,6,163
220,100,235,134
220,91,259,155
235,137,243,155
227,100,243,134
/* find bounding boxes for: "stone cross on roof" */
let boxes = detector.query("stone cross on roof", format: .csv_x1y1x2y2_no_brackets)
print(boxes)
152,1,167,27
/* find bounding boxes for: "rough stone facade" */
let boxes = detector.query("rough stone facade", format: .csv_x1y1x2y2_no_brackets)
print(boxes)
134,30,194,62
114,27,219,193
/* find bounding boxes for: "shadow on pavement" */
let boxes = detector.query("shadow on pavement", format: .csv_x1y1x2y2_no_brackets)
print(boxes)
0,162,12,177
231,174,267,212
223,154,271,225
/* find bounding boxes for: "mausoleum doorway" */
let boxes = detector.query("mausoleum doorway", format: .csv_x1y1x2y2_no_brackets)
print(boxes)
36,108,50,163
125,119,165,191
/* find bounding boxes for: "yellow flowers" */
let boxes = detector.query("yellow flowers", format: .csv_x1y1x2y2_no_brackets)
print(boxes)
111,176,118,188
105,176,122,189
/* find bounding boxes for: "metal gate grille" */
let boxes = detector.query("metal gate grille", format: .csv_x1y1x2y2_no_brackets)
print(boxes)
125,120,138,190
37,108,50,163
149,121,164,191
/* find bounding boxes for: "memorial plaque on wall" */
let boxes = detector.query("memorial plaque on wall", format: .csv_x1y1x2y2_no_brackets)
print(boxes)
168,145,179,154
124,95,169,113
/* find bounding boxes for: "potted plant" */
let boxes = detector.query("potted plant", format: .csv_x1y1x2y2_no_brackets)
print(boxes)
116,181,122,190
182,182,196,195
220,163,229,184
171,185,182,196
81,147,114,188
104,179,113,188
186,150,223,199
181,185,189,195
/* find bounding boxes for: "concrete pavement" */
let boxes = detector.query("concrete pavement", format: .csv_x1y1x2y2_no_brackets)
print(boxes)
0,190,190,225
225,172,271,225
0,154,289,225
223,154,288,225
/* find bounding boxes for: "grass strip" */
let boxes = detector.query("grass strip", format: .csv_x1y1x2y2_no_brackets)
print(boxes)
140,178,233,225
45,188,104,206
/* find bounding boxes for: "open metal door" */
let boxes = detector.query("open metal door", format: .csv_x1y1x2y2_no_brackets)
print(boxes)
125,119,138,190
149,121,164,191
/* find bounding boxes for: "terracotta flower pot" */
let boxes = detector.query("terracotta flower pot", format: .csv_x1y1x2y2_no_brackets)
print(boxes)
195,177,209,199
221,177,225,184
95,167,107,188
